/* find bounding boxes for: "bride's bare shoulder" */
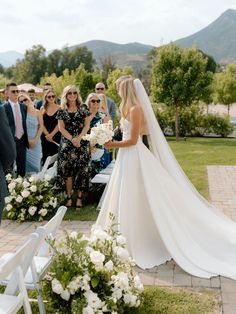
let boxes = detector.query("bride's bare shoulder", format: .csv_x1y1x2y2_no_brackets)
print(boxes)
130,105,143,116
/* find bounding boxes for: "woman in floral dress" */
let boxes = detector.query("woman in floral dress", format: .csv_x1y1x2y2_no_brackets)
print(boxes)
56,85,91,209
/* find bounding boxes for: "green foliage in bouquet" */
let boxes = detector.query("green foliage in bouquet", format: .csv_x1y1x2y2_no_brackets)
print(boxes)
4,173,58,222
42,214,143,313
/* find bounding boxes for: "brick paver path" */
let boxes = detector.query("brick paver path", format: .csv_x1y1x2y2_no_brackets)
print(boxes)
1,165,236,313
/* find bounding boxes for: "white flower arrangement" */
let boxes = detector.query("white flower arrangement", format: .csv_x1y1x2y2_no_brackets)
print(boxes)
83,120,114,146
42,214,143,313
4,173,58,222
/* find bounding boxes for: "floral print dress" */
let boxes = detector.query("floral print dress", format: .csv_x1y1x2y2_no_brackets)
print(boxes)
56,107,91,192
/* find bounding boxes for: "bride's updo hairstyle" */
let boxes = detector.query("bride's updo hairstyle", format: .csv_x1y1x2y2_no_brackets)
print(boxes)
119,78,140,118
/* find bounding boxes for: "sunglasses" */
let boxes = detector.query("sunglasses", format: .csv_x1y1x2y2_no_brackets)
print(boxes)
47,95,55,99
67,91,77,96
11,90,20,94
96,87,104,91
19,98,28,102
91,99,101,103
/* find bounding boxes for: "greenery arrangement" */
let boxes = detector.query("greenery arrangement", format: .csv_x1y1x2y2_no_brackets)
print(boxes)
4,173,58,222
42,214,143,314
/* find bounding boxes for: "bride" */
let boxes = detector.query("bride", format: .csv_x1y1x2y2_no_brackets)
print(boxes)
96,77,236,279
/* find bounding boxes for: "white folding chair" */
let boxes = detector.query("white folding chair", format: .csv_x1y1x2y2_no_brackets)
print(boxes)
0,232,40,314
25,205,67,314
34,153,58,179
1,206,67,314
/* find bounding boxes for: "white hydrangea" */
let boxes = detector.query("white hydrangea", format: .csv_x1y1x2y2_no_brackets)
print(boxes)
8,182,16,192
15,177,23,184
22,181,30,188
16,195,23,203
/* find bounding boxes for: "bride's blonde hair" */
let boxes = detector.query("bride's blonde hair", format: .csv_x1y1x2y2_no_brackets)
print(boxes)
119,78,140,118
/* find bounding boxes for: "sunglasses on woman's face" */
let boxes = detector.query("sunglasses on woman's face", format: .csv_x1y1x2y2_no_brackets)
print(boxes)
91,99,100,103
67,91,77,96
19,98,28,102
47,95,55,99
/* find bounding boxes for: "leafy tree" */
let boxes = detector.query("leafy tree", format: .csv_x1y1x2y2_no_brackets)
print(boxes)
106,67,134,104
0,64,4,74
151,44,213,140
213,63,236,115
99,54,117,82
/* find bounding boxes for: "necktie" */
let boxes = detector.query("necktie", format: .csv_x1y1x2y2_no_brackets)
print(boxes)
14,104,24,139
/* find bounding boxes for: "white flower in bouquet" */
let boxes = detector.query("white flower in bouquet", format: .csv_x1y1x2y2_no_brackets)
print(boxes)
89,250,105,267
6,173,12,181
29,185,37,192
16,195,23,203
22,180,30,188
28,206,37,216
83,120,114,146
123,293,138,307
8,182,16,192
4,196,12,204
115,247,130,262
82,305,94,314
21,189,30,198
52,278,64,295
60,289,70,301
38,208,48,217
92,227,109,243
15,177,23,184
84,290,105,310
104,260,114,271
6,204,12,211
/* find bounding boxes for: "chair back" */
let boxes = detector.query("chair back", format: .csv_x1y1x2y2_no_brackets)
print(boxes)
36,206,67,257
35,153,58,179
0,232,40,295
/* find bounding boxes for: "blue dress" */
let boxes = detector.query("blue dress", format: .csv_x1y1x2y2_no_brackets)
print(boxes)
26,114,42,173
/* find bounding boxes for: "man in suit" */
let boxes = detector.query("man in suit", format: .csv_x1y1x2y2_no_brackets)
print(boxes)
4,82,28,176
95,82,117,121
0,106,16,222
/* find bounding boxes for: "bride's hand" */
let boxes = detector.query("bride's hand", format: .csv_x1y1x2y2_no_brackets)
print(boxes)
104,141,114,149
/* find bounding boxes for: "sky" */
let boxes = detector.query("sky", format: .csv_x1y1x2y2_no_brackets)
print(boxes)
0,0,236,53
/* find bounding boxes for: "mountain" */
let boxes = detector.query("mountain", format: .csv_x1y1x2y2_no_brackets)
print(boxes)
70,40,154,70
0,51,23,67
176,9,236,63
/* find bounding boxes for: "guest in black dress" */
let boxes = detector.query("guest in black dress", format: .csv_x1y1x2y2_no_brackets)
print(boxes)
40,90,61,165
56,85,91,209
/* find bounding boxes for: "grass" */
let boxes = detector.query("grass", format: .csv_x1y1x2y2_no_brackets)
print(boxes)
168,137,236,198
14,286,220,314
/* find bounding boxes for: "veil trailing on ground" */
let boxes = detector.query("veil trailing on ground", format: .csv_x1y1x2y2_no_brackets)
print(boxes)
133,78,221,212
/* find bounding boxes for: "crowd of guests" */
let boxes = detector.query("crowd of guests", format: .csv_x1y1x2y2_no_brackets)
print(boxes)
0,81,118,211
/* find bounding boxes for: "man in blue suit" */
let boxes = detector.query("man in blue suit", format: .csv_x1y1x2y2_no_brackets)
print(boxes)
4,83,28,176
0,106,16,222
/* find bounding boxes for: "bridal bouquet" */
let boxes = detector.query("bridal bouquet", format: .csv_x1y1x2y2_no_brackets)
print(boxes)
83,120,114,146
42,214,143,313
4,173,58,222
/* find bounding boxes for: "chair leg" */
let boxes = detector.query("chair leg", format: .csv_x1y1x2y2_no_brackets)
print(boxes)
37,292,46,314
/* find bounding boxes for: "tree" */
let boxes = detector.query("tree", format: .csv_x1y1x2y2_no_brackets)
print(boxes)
10,45,47,84
213,63,236,115
151,44,213,140
99,54,117,82
106,67,134,104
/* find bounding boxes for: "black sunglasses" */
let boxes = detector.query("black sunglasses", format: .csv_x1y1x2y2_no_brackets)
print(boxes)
67,91,77,96
96,87,104,91
91,99,101,103
11,90,20,94
19,98,28,102
47,95,55,99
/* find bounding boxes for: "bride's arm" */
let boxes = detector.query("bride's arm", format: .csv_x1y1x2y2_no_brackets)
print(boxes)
105,106,141,148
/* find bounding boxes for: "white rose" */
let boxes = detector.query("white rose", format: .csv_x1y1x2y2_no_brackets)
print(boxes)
112,288,122,300
85,290,104,310
92,229,108,242
29,176,36,182
30,185,37,192
90,251,105,266
51,279,63,295
134,275,144,292
116,247,130,261
4,196,12,203
116,235,126,246
5,204,12,211
5,173,12,181
82,306,94,314
124,293,137,306
104,260,113,271
21,190,30,198
8,182,16,191
117,272,129,289
16,195,23,203
39,208,47,216
60,289,70,301
28,206,37,216
23,181,30,188
15,177,23,184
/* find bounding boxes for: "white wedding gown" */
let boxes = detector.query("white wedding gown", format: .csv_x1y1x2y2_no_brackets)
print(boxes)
96,118,236,279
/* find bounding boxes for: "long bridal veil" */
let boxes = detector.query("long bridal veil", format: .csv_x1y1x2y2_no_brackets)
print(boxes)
134,79,226,216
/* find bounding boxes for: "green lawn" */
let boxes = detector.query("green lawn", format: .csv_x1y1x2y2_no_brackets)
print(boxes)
168,137,236,198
